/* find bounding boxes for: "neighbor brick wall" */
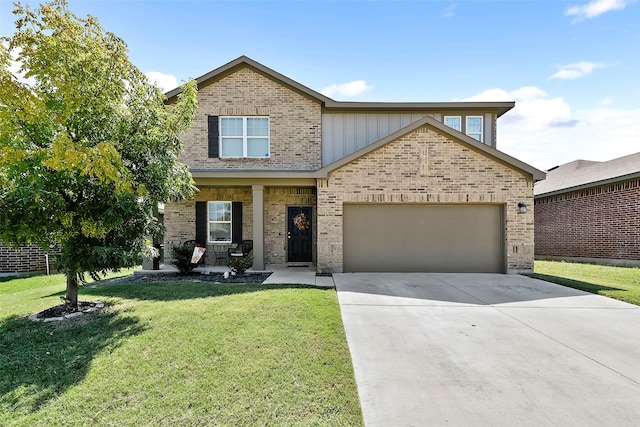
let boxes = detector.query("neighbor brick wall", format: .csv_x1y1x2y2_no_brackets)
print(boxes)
535,178,640,261
0,243,55,274
316,125,535,273
179,66,322,171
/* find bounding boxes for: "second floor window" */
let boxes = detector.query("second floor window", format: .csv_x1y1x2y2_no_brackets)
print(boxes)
220,117,270,158
443,115,483,143
466,116,483,142
444,116,461,132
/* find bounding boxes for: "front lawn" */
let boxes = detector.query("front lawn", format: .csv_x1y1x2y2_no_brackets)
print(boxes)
0,273,363,426
532,260,640,306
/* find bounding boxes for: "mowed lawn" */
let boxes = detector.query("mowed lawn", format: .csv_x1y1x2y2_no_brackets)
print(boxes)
533,260,640,306
0,273,363,426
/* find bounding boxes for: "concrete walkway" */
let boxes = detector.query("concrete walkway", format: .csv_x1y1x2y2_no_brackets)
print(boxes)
334,273,640,427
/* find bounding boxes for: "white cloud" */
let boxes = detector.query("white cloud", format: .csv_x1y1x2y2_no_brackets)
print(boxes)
463,86,640,170
145,71,178,92
441,3,457,18
321,80,373,98
599,97,614,105
566,0,632,21
549,61,604,80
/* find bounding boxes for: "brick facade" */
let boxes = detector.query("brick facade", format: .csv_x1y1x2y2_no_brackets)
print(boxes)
162,58,539,273
179,66,322,171
0,243,55,275
535,178,640,262
316,126,535,273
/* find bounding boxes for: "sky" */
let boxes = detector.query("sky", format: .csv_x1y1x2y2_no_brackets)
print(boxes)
1,0,639,171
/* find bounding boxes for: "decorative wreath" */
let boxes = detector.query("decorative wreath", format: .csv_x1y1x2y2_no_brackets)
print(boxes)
293,213,309,230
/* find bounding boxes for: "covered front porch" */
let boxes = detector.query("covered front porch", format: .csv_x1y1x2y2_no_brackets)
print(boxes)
163,177,317,272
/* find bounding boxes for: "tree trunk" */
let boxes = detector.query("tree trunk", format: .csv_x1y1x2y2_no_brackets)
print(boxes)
66,273,79,309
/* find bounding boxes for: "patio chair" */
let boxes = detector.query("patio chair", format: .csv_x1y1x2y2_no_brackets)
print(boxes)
227,240,253,258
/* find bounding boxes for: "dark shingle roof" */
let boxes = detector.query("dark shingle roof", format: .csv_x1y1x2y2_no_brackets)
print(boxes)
534,152,640,197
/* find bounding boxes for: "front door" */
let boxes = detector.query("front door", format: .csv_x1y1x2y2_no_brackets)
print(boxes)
287,206,313,263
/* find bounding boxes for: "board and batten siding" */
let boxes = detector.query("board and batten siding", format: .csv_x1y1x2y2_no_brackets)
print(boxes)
321,112,496,166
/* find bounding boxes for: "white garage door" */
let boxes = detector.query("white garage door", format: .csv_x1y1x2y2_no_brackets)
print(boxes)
343,204,504,273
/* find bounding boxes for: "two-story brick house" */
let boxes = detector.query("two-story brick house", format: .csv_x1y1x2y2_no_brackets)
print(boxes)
163,56,545,274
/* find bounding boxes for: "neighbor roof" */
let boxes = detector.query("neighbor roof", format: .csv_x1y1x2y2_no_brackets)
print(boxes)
534,152,640,197
164,56,515,117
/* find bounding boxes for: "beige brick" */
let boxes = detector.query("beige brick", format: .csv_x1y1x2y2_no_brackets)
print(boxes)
179,66,322,171
316,127,535,273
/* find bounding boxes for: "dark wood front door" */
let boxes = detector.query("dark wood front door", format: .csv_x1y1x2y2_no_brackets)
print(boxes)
287,206,312,263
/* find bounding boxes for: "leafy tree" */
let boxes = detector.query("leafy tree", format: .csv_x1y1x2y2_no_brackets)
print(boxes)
0,1,198,309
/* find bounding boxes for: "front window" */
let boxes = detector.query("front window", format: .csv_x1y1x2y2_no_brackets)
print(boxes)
220,116,270,158
466,116,483,142
208,201,232,243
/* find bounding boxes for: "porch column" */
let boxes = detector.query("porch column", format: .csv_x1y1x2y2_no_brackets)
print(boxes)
252,185,265,271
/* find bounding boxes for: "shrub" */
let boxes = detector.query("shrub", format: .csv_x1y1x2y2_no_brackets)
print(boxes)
171,244,197,274
227,252,253,275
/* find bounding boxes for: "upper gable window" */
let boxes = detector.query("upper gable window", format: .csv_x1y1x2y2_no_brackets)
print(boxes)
466,116,483,142
444,116,461,132
443,115,483,142
220,117,270,158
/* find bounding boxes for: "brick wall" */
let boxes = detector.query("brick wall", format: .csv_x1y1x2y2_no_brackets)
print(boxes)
316,126,535,273
535,178,640,261
0,243,55,274
179,66,322,171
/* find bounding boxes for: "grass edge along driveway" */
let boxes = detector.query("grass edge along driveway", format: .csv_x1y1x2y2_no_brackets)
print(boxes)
532,260,640,306
0,274,363,426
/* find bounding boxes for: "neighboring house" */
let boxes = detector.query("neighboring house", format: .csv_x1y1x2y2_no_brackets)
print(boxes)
163,56,545,274
535,152,640,266
0,243,53,276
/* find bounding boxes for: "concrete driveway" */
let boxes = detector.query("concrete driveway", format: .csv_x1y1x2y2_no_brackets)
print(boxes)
334,273,640,426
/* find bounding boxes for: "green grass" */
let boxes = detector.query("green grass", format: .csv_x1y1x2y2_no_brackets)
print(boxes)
532,260,640,306
0,273,363,426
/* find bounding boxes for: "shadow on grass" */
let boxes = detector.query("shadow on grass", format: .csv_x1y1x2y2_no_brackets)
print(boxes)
86,281,331,302
43,280,332,302
0,309,144,417
528,273,624,294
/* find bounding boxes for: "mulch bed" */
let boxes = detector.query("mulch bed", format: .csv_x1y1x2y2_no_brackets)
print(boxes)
31,300,105,321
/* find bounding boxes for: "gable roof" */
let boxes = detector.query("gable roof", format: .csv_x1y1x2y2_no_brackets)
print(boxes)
535,152,640,197
165,56,514,116
317,115,546,181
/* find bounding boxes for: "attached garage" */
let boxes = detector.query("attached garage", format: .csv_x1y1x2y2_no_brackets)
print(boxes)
343,204,505,273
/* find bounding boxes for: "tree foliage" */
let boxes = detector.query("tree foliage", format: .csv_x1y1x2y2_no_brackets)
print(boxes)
0,1,198,307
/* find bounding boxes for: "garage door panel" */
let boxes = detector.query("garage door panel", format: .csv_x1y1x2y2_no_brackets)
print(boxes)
343,204,504,273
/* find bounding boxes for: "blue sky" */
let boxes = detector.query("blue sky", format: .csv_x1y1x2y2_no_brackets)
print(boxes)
2,0,639,170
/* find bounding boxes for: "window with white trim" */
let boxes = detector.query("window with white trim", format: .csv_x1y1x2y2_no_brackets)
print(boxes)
208,201,232,243
444,116,461,132
220,116,270,158
444,115,484,142
466,116,483,142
